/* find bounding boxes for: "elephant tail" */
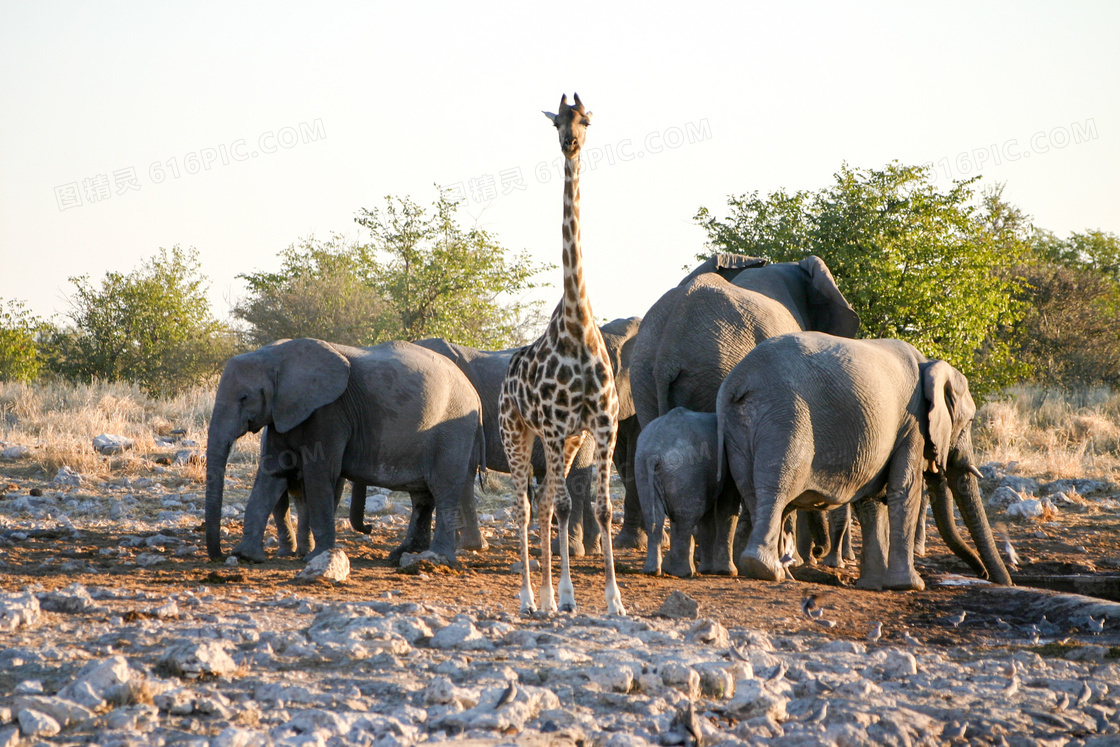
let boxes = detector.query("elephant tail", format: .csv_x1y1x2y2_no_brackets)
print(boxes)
645,456,668,531
474,411,488,490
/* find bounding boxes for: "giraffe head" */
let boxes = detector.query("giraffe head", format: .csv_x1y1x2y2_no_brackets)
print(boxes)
543,93,592,159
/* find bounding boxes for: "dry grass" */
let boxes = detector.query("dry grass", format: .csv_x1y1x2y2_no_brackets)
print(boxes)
1,380,1117,486
975,384,1120,482
0,379,259,479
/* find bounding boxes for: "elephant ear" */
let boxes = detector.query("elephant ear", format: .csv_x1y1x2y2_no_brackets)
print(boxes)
679,253,768,286
272,339,351,433
799,256,861,338
922,360,976,472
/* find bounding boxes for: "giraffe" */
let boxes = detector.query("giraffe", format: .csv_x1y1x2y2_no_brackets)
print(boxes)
498,93,625,616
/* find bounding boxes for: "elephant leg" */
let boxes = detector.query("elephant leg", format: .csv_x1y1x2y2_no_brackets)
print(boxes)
854,496,889,589
780,513,802,568
300,464,340,560
234,462,289,563
741,486,795,582
699,482,739,576
823,503,851,568
795,510,814,565
273,490,297,557
614,420,647,551
882,440,926,590
389,490,434,563
556,465,592,557
663,518,696,578
914,490,929,557
456,480,487,553
637,457,664,575
842,504,856,562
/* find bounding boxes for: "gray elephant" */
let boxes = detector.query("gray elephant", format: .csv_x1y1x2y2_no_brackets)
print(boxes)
634,408,739,577
716,332,1013,590
631,254,860,428
408,316,643,555
204,338,484,564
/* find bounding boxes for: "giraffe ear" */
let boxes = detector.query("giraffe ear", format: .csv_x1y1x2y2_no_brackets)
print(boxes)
585,110,593,123
543,111,559,125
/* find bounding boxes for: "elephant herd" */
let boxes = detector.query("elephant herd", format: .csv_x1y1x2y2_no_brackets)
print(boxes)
204,254,1013,596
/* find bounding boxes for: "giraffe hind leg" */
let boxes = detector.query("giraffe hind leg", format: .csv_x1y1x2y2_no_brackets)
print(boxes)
501,415,537,615
594,430,626,616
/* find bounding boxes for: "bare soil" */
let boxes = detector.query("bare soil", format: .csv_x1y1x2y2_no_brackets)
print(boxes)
3,460,1120,650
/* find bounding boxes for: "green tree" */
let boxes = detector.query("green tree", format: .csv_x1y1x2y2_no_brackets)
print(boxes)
48,246,235,396
0,299,43,383
1014,228,1120,387
355,189,552,348
233,235,392,348
695,163,1029,394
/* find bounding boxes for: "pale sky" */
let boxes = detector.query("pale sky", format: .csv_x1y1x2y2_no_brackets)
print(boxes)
2,1,1117,328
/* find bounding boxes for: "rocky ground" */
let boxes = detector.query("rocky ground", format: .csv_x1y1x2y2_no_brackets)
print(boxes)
2,449,1120,746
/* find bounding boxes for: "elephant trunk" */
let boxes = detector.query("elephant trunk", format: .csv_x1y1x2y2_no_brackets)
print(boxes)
948,466,1013,586
204,434,233,560
926,472,987,578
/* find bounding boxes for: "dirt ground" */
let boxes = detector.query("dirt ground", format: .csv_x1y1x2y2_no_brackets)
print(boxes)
3,460,1120,651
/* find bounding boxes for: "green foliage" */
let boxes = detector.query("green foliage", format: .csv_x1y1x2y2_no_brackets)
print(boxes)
233,235,392,348
355,190,552,348
1015,229,1120,387
0,299,43,383
695,163,1029,394
47,246,235,396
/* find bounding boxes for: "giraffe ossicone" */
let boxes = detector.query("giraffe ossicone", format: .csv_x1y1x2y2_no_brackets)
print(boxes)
498,92,625,616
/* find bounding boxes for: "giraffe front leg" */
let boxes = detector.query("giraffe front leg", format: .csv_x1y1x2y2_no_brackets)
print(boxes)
502,418,537,616
556,482,576,613
516,485,536,614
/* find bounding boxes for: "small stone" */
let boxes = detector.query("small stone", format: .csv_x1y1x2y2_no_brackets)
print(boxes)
0,446,29,460
136,552,165,567
51,466,82,487
726,679,789,722
881,649,918,677
688,618,730,647
659,661,701,699
13,681,42,695
0,592,41,632
658,590,700,620
0,725,19,747
16,709,60,738
295,548,350,583
92,434,134,455
988,486,1023,510
430,620,493,651
158,640,238,679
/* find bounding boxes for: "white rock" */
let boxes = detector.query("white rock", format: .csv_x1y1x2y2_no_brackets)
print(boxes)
590,665,634,693
1007,498,1051,519
14,696,96,728
13,681,42,695
429,620,493,651
881,649,919,677
0,592,41,632
660,661,701,699
988,486,1023,510
59,655,133,708
296,549,350,583
51,466,83,487
0,725,19,747
211,727,269,747
0,445,29,459
16,709,60,738
726,679,789,722
92,434,134,455
158,640,238,679
688,618,730,647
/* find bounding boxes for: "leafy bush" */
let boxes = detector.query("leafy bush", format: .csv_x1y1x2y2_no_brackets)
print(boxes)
45,246,236,396
0,299,42,383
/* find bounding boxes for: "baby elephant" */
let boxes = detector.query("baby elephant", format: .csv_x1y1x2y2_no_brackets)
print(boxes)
635,408,739,577
717,332,1012,590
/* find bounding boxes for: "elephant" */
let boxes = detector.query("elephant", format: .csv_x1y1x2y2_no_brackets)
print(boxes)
405,316,643,556
204,338,484,564
631,253,860,429
716,332,1013,590
634,408,739,577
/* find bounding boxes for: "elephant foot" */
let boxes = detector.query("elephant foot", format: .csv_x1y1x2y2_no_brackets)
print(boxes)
232,542,268,564
304,545,332,562
552,536,586,557
739,549,784,582
613,526,647,551
641,560,662,576
884,570,926,591
822,552,846,569
698,562,737,576
855,575,884,591
662,554,696,579
459,533,489,552
275,546,298,558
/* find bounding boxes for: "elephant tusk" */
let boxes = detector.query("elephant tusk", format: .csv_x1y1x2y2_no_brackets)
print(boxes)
967,464,984,479
927,460,939,474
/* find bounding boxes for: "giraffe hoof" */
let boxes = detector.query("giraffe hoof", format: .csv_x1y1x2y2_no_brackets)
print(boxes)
560,603,577,614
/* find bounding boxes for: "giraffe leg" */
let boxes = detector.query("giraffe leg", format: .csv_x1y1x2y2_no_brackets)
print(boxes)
556,434,585,613
537,442,563,614
502,415,537,615
594,430,626,616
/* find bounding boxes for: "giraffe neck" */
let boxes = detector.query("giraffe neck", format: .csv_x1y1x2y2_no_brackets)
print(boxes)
560,155,594,332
